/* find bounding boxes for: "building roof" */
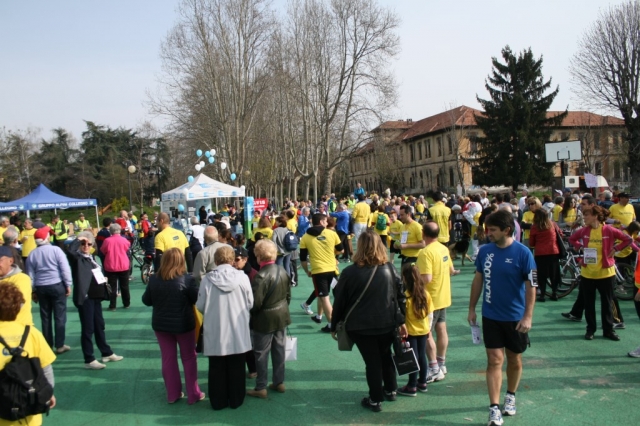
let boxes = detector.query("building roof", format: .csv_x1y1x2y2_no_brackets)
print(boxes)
549,111,625,127
398,105,482,142
370,120,414,133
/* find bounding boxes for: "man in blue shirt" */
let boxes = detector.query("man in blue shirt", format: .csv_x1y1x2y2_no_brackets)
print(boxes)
468,210,537,426
353,182,365,198
330,204,351,262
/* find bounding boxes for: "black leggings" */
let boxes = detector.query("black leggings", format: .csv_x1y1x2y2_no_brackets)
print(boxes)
582,276,615,335
349,331,397,403
535,254,560,297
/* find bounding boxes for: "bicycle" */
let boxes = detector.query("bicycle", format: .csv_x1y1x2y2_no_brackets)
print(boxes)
131,249,154,285
613,261,635,300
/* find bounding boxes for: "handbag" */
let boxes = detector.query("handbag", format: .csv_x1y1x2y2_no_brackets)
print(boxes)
336,265,378,351
392,346,420,376
554,224,567,258
284,328,297,361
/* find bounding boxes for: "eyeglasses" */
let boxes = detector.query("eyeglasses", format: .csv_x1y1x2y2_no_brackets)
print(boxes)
79,241,91,246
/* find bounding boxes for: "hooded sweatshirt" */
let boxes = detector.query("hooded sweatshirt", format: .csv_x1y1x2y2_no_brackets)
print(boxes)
196,264,253,356
1,266,33,325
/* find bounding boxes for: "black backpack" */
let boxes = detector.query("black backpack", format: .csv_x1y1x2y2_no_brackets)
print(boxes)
283,231,299,252
0,326,54,421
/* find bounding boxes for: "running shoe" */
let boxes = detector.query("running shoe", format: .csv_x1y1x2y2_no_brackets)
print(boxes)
320,324,331,333
502,393,516,416
300,303,314,315
613,322,626,330
627,346,640,358
361,397,382,412
396,386,416,397
561,312,581,322
311,315,322,324
425,367,444,384
440,365,448,375
383,390,397,401
488,406,503,425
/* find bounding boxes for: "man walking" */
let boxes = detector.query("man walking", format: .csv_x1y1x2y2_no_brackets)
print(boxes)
468,210,537,426
428,192,452,245
351,194,370,243
417,222,459,383
27,226,73,353
393,205,425,264
154,212,192,272
330,204,352,262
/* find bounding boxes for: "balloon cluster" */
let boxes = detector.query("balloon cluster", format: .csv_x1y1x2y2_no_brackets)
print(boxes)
187,148,237,183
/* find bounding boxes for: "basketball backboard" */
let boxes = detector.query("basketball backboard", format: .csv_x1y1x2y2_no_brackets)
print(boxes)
545,140,582,163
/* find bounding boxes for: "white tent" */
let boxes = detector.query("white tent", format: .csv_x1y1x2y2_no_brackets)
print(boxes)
160,174,245,213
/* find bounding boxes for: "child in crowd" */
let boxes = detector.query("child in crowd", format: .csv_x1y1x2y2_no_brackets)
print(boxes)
388,210,402,263
397,263,433,396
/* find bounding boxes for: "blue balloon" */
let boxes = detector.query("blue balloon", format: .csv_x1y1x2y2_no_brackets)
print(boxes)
230,173,237,181
177,204,185,212
204,151,211,157
196,149,202,157
188,176,194,182
208,156,214,163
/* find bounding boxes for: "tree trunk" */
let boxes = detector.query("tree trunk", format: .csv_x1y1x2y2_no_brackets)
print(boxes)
304,178,310,201
628,128,640,195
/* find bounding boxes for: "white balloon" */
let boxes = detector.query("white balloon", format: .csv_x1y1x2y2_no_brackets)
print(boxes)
221,162,227,170
199,161,205,167
210,149,216,156
195,164,201,171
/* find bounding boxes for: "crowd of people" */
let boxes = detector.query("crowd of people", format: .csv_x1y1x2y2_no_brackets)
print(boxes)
1,183,640,426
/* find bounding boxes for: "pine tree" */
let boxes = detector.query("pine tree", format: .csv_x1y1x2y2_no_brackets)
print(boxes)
473,46,567,190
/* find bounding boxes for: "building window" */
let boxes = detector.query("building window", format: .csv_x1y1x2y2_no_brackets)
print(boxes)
418,143,422,160
410,144,415,162
437,137,442,156
447,135,453,154
614,160,621,179
577,132,585,143
469,132,478,153
426,140,431,158
594,132,600,150
561,132,569,141
595,161,602,175
449,167,455,187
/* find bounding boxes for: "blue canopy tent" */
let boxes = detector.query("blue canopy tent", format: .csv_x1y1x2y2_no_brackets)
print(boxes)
0,184,98,227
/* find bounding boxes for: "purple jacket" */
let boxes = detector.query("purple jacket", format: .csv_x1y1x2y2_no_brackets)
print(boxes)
568,224,632,268
100,235,131,272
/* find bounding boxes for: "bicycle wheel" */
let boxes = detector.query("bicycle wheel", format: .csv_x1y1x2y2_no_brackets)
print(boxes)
141,264,153,285
548,263,579,298
614,263,635,301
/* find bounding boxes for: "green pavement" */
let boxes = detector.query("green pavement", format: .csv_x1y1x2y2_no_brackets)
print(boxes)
42,258,639,426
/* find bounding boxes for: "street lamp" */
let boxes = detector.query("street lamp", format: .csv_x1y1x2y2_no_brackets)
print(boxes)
127,165,137,212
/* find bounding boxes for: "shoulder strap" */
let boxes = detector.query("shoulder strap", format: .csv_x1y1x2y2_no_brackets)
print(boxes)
343,265,377,326
0,325,29,356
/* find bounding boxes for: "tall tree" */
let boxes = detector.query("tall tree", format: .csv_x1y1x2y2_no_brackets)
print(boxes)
0,127,40,199
473,46,567,189
570,0,640,193
38,128,78,194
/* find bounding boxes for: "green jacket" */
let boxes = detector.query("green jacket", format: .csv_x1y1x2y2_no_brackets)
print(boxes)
250,264,291,334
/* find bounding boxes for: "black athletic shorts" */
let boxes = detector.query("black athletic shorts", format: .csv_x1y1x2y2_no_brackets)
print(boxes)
482,316,530,354
390,240,401,254
312,272,336,298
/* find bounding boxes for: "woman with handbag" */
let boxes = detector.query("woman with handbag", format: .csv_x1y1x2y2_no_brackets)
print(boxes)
66,232,123,370
330,230,407,413
247,239,291,398
142,248,204,404
529,209,562,302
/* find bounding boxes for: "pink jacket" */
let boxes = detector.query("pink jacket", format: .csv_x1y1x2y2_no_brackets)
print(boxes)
568,224,632,268
100,235,131,272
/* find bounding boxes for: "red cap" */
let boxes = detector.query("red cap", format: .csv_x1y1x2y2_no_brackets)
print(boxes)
34,226,51,241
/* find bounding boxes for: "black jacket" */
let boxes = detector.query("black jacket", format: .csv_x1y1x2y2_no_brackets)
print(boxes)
142,273,198,334
66,239,107,307
331,262,405,334
250,264,291,334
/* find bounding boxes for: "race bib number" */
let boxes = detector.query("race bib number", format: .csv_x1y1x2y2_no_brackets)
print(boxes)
92,267,107,285
583,248,598,265
400,231,409,244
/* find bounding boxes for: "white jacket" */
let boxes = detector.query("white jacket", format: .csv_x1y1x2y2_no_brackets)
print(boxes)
196,264,253,356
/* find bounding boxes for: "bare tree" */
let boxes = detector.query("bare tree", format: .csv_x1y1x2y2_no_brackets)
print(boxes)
570,0,640,193
0,127,41,199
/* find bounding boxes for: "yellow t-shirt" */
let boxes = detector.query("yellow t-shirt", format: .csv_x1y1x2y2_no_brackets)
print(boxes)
286,218,298,234
405,290,434,336
616,230,636,258
299,228,341,274
19,228,37,258
0,322,56,426
371,212,389,236
522,210,534,240
561,208,577,227
400,220,424,258
416,203,425,214
154,226,189,253
581,225,615,279
428,202,451,243
416,242,453,310
352,202,371,224
609,203,636,228
552,205,563,222
2,273,33,326
389,220,403,242
251,227,273,241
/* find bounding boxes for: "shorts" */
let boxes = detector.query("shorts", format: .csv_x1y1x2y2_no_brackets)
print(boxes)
390,240,401,254
430,308,446,331
312,272,336,298
401,256,417,265
482,316,530,354
377,234,388,247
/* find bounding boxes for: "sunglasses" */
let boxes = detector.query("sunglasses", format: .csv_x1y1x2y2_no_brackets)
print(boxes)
80,240,91,246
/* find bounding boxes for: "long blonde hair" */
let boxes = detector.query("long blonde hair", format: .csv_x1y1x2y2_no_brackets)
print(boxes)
157,248,186,280
352,230,388,266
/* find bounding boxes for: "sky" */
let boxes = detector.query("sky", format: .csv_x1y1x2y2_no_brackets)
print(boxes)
0,0,626,142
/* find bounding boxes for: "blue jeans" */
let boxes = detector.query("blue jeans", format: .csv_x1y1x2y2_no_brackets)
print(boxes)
407,334,428,387
35,283,68,348
275,254,291,280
